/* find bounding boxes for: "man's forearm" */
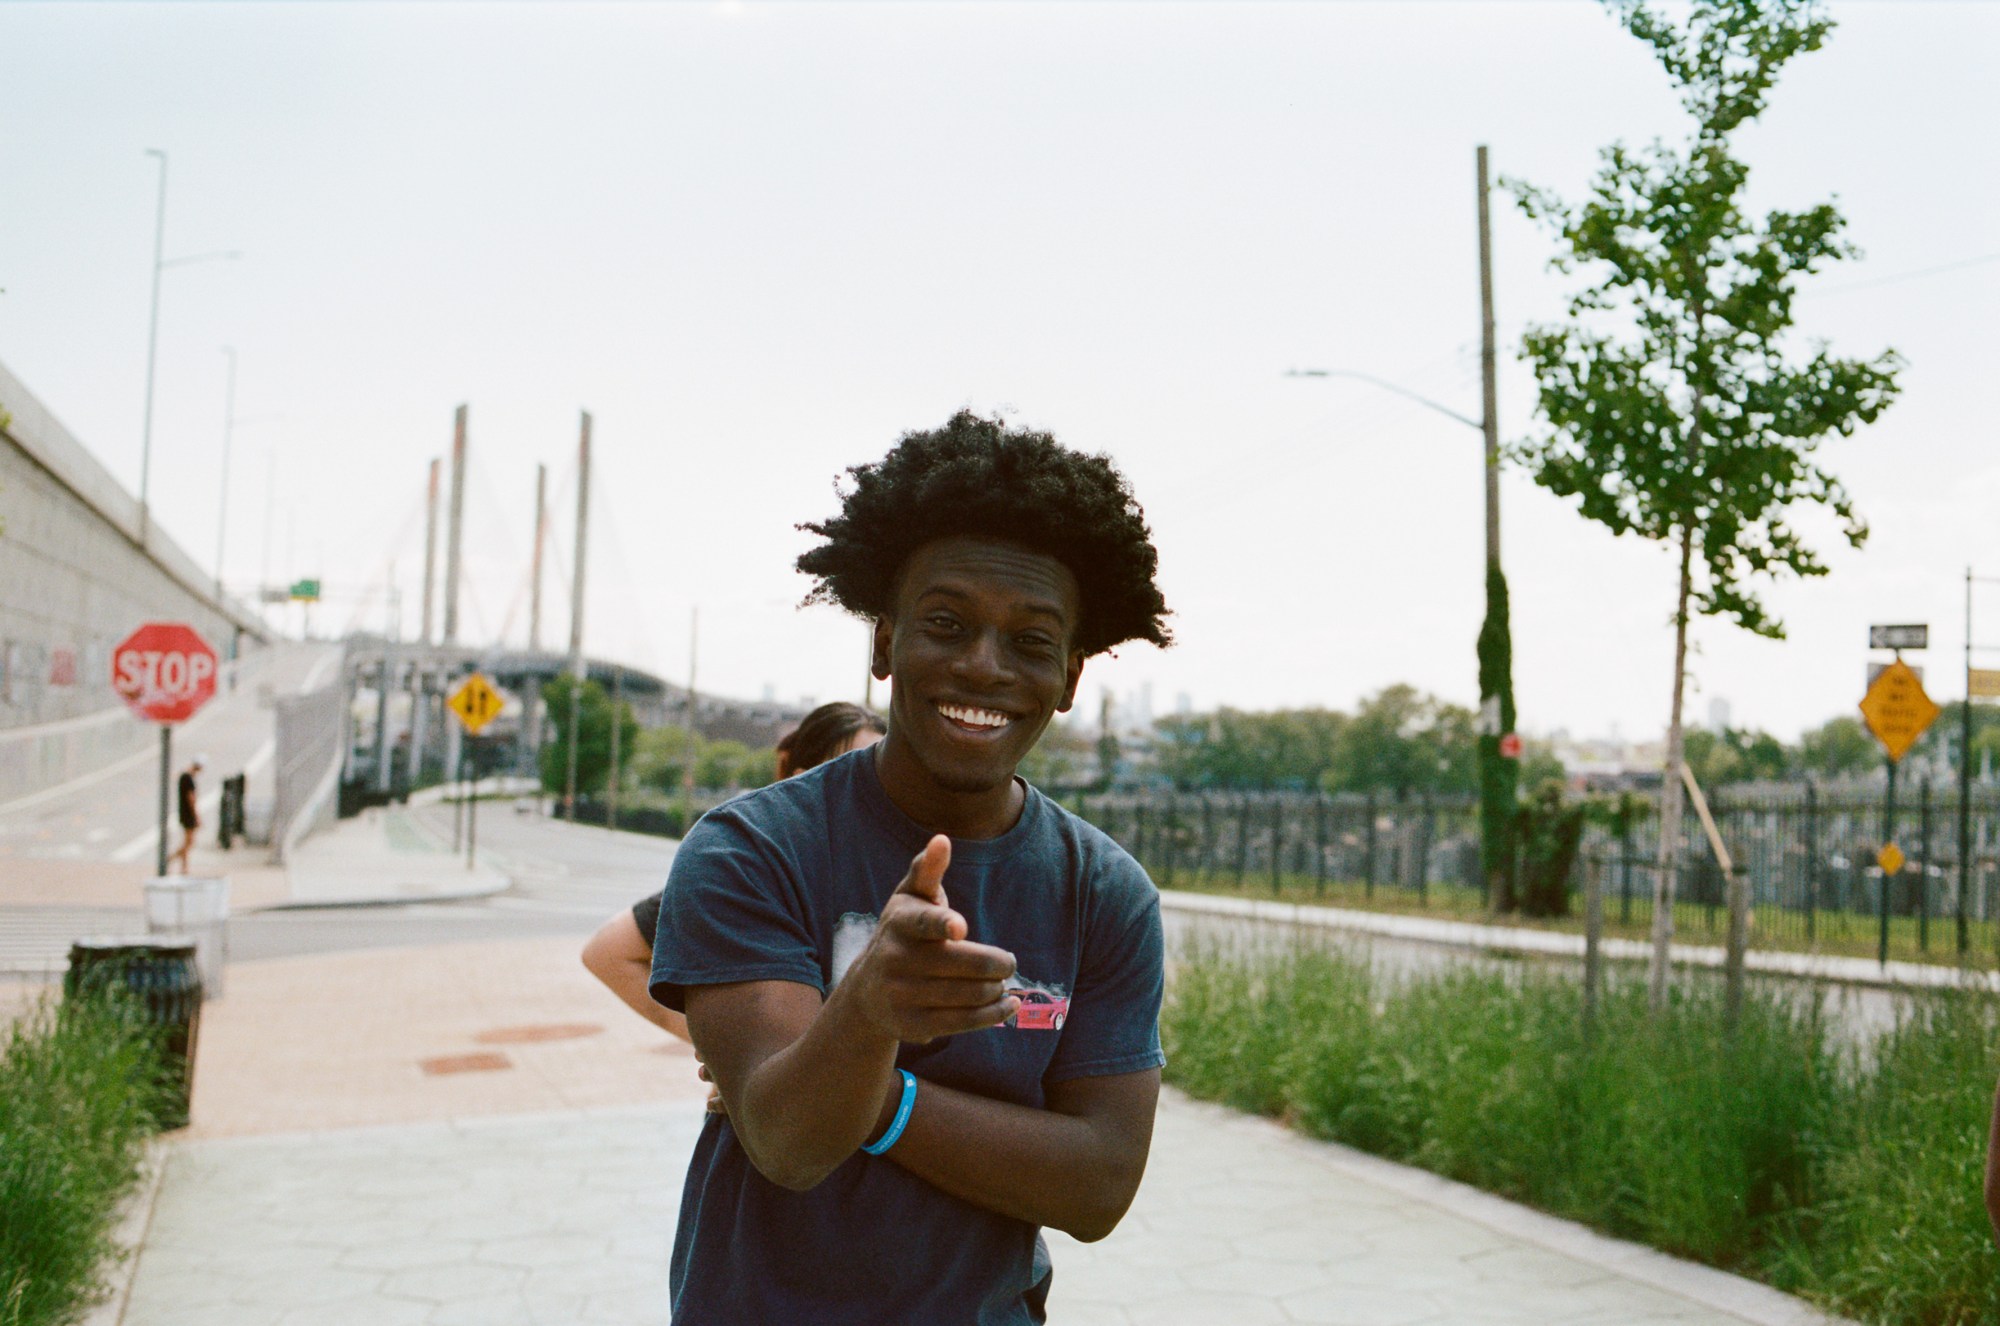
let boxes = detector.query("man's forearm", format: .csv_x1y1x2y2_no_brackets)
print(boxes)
703,984,902,1191
883,1073,1156,1242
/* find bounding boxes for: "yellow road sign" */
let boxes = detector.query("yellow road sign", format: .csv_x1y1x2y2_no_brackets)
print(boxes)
1877,843,1905,877
447,673,504,735
1858,659,1939,763
1970,668,2000,700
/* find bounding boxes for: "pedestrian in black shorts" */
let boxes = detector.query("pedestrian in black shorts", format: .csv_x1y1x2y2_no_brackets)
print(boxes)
173,755,205,874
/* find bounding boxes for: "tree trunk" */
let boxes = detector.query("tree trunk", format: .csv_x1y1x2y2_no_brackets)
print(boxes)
1649,523,1695,1012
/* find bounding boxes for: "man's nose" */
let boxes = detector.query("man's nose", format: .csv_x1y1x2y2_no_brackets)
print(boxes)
950,629,1012,685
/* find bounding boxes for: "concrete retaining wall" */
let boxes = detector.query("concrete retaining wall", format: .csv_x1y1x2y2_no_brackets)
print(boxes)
0,357,272,803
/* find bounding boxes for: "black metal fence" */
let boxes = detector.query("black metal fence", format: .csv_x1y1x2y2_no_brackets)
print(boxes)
1076,782,2000,962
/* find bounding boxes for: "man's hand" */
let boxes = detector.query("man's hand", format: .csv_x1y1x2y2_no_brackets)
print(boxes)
837,836,1019,1045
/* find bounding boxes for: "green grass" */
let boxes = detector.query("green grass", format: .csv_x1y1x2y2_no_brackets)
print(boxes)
1162,940,2000,1324
1153,865,2000,971
1,991,174,1326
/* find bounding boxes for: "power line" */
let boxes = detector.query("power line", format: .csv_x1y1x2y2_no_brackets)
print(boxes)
1805,251,2000,299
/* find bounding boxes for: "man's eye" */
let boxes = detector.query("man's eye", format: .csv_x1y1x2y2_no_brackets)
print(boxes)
1016,635,1056,653
925,615,961,633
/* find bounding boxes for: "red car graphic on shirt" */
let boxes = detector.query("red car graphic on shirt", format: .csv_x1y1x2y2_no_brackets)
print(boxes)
1006,989,1069,1031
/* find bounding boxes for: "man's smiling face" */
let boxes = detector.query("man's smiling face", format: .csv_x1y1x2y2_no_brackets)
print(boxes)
874,536,1085,807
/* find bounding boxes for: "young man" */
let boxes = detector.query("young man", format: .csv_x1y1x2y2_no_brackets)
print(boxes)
173,755,204,874
651,412,1173,1324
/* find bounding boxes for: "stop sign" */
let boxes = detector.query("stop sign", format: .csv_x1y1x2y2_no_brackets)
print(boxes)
111,622,219,725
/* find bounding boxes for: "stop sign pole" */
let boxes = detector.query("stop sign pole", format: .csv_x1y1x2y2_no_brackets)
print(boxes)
111,623,221,875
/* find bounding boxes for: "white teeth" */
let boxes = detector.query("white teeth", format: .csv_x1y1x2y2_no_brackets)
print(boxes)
938,703,1012,730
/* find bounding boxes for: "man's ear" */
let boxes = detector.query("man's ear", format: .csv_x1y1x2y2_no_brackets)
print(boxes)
1056,652,1085,713
870,617,894,682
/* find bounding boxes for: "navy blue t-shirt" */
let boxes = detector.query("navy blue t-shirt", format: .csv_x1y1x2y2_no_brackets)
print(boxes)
650,746,1165,1326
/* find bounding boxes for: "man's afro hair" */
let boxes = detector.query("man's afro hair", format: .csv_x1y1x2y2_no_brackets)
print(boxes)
796,411,1172,658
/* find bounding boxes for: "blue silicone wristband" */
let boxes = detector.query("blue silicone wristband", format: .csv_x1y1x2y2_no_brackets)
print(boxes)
861,1069,918,1156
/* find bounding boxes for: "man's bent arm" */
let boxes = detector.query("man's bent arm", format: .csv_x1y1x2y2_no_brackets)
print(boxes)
687,978,1158,1238
685,979,898,1191
884,1068,1160,1242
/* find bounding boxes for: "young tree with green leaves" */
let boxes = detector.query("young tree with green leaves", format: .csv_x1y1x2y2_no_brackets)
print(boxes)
1507,0,1902,1007
539,675,636,799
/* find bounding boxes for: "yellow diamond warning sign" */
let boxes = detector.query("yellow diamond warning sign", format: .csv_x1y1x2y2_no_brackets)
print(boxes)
1859,659,1939,764
1877,843,1905,877
447,673,505,735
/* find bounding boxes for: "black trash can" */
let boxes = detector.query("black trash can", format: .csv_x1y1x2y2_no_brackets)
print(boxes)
64,937,203,1130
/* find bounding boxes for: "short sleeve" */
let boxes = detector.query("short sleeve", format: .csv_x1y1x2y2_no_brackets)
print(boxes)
649,809,824,1013
1043,861,1166,1084
632,890,663,945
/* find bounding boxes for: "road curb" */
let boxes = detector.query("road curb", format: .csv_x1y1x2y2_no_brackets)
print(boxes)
1158,889,2000,995
80,1136,170,1326
255,879,511,911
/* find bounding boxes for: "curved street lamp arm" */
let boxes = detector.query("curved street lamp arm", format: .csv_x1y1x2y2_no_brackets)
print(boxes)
161,249,243,270
1283,368,1482,433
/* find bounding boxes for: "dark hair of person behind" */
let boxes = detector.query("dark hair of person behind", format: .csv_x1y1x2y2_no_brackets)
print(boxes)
776,701,887,778
795,411,1172,658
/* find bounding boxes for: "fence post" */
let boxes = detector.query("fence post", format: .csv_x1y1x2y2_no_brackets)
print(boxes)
1234,796,1251,887
1134,802,1149,877
1618,802,1634,926
1803,780,1818,943
1417,791,1433,906
1314,794,1328,899
1364,790,1378,899
1201,797,1215,883
1918,777,1933,953
1725,863,1748,1033
1162,796,1178,889
1269,798,1284,895
1583,852,1604,1044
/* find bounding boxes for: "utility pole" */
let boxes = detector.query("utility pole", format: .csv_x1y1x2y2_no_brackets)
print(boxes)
563,412,592,821
1475,143,1519,914
420,458,441,646
138,149,167,545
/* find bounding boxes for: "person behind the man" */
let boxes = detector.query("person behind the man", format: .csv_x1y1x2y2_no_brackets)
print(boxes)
651,411,1173,1324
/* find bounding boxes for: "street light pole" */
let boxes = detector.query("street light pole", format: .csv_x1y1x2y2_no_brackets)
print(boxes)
135,148,240,548
139,150,168,544
215,346,236,599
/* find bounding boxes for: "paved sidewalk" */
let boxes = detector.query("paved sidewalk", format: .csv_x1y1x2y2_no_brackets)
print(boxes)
109,934,1855,1326
280,803,510,910
126,1090,1853,1326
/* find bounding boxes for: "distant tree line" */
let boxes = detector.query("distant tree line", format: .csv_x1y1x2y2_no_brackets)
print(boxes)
538,675,779,799
1149,685,1557,798
1138,690,2000,798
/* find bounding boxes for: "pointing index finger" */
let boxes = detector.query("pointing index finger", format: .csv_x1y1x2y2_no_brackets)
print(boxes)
937,939,1016,982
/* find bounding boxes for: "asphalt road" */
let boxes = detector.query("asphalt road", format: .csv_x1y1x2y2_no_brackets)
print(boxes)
227,802,678,962
0,641,338,866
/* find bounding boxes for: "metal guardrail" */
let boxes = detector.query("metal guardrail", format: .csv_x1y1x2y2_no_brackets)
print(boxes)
1080,784,2000,961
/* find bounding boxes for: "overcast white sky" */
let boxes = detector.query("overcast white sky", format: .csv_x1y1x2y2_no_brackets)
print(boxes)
2,1,1994,743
